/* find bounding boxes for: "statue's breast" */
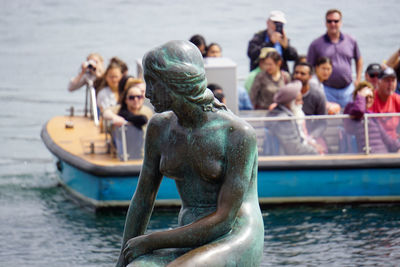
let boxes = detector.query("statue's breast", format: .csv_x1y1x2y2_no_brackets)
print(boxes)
159,128,225,183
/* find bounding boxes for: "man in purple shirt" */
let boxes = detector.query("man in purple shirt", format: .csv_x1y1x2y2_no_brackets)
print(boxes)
307,9,363,108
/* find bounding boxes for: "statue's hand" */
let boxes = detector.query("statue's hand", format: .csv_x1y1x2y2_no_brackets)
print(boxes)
123,235,151,264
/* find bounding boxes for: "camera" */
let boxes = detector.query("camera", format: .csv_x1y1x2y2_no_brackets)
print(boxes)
274,22,283,34
86,59,97,71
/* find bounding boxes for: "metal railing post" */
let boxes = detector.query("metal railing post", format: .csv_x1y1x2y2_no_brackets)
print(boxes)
363,114,370,155
120,124,128,162
89,85,99,126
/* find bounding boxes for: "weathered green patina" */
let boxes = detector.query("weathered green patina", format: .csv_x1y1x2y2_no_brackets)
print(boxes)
116,40,264,267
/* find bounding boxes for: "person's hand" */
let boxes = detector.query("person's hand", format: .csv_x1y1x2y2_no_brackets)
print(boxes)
80,61,89,75
278,29,288,48
123,235,151,264
308,138,325,155
269,31,282,45
112,116,127,127
357,86,373,98
268,102,277,111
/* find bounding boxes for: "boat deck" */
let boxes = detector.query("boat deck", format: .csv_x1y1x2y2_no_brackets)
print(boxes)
45,116,142,167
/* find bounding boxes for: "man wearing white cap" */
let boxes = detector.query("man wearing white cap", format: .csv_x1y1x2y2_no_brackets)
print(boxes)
247,10,298,72
267,81,319,155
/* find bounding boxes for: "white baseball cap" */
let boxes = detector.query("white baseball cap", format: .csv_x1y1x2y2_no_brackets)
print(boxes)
269,10,287,24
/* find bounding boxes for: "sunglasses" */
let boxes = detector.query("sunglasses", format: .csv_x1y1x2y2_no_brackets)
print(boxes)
366,95,374,100
326,19,340,24
368,73,379,78
128,95,143,100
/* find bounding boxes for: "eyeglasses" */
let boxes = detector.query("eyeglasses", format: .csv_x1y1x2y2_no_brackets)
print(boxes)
326,19,340,24
128,95,143,100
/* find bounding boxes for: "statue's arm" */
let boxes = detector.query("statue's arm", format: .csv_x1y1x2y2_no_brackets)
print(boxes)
122,123,257,262
116,116,164,267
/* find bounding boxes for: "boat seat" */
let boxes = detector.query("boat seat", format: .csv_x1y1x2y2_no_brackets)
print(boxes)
112,125,145,160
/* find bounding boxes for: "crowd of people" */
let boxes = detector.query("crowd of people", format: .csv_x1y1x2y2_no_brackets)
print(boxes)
67,8,400,156
244,8,400,155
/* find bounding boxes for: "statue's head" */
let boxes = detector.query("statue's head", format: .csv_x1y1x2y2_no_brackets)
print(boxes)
143,40,223,113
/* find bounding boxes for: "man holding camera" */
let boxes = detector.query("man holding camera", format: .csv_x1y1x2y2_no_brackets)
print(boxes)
247,10,298,72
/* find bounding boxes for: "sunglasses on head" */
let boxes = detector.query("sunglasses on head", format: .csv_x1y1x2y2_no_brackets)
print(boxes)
326,19,340,24
368,73,379,78
128,95,143,100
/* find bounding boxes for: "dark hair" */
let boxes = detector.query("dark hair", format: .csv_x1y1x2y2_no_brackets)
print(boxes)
118,75,133,97
326,9,342,19
110,57,128,74
118,76,143,103
207,83,223,93
315,56,332,67
295,55,307,65
189,34,206,48
264,51,282,64
118,83,143,112
294,62,313,75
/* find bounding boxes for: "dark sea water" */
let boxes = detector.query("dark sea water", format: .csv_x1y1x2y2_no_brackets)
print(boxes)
1,0,400,266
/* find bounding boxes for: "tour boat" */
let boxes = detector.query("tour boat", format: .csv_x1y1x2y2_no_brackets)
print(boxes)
41,58,400,210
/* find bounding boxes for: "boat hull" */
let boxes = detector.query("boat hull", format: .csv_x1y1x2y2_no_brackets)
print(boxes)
42,116,400,210
56,159,181,210
257,167,400,205
55,157,400,210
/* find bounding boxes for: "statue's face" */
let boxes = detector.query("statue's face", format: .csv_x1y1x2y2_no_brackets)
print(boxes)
145,74,173,113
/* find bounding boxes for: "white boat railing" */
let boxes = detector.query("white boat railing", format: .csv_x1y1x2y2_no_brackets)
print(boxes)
84,80,99,126
104,112,400,160
242,112,400,156
120,124,129,162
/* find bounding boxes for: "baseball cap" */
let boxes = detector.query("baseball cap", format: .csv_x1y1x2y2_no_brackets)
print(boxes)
259,47,277,59
379,67,397,79
269,10,287,24
366,63,382,75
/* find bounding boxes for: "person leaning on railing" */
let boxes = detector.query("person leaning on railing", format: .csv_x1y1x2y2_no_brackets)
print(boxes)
102,79,153,129
343,81,400,154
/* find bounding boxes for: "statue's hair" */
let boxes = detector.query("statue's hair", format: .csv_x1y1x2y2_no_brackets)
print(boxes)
143,40,226,111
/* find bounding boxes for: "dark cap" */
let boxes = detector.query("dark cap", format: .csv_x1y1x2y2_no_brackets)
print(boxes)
366,63,382,75
379,67,397,79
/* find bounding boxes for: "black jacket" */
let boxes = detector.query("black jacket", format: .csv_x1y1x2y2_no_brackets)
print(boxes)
247,29,298,71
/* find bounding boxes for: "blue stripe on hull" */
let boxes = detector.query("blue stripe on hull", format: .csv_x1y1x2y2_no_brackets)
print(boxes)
257,168,400,198
58,160,180,202
57,160,400,206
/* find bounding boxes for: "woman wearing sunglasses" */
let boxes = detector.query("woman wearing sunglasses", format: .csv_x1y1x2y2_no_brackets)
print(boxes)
103,79,153,129
344,81,400,154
